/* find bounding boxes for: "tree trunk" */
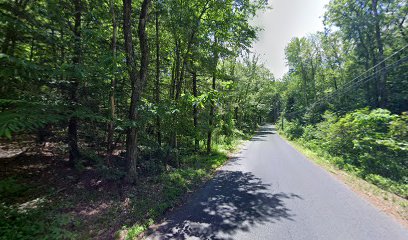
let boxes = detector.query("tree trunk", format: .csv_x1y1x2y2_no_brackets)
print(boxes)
207,47,218,153
107,0,117,157
123,0,150,183
364,57,372,106
299,61,309,106
207,71,216,153
356,28,373,107
173,40,181,101
372,0,387,108
170,40,180,149
192,71,199,152
68,0,82,165
234,106,239,127
369,38,379,107
155,2,161,146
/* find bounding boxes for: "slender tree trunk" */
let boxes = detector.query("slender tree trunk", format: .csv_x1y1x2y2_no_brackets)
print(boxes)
138,0,150,105
234,106,239,126
364,57,372,106
155,3,161,146
173,40,181,101
207,44,218,153
310,58,317,101
68,0,82,165
29,38,34,62
169,61,176,98
369,41,379,107
332,77,338,91
192,71,199,152
207,71,216,153
372,0,387,108
123,0,150,183
175,60,184,100
356,29,373,107
170,40,180,149
107,0,117,157
299,62,309,105
60,27,65,65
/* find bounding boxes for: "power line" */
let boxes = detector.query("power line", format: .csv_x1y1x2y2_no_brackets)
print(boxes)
313,55,408,106
284,46,408,117
339,44,408,89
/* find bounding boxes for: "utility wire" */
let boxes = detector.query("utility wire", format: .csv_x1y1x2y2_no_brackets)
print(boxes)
313,55,408,107
287,56,407,117
335,44,408,90
284,45,408,117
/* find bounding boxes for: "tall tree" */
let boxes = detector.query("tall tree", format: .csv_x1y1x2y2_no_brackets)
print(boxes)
371,0,387,107
207,38,218,153
68,0,82,165
155,0,161,146
107,0,118,157
123,0,151,182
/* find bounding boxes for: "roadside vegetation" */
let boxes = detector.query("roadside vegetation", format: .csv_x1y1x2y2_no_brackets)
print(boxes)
278,108,407,199
273,0,408,206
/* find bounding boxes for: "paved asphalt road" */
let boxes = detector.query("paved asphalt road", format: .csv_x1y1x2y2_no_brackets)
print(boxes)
146,125,408,240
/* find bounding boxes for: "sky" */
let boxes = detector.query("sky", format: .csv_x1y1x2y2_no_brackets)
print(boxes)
251,0,330,79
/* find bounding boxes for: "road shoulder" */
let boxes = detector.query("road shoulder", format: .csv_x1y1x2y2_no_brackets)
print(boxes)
279,134,408,228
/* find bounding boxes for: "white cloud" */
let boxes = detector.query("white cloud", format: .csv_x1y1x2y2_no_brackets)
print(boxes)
251,0,330,79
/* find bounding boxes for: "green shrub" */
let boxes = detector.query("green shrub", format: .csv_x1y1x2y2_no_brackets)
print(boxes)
284,108,408,196
301,125,317,141
389,112,408,141
283,120,303,140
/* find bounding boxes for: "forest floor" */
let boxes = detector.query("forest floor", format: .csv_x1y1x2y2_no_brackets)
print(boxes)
0,136,250,239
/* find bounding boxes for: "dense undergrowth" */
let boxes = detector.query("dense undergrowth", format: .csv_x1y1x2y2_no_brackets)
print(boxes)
278,108,408,198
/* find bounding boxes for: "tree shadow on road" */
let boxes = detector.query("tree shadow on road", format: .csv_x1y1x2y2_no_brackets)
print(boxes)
149,170,301,239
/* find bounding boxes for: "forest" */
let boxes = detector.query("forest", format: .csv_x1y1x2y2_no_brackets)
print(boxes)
0,0,407,239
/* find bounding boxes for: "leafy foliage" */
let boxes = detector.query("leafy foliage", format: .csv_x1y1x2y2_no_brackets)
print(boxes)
280,108,408,198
